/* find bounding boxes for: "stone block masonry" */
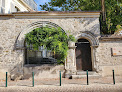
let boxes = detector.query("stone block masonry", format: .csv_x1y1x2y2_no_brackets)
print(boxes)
0,11,121,79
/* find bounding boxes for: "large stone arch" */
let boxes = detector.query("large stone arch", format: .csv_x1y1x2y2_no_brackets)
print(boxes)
15,21,66,49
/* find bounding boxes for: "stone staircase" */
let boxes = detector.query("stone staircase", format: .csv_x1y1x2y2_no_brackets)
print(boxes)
72,71,101,79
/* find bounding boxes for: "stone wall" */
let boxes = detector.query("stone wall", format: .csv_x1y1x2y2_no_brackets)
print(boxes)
0,13,100,70
0,12,122,78
96,39,122,76
10,65,65,80
2,12,120,79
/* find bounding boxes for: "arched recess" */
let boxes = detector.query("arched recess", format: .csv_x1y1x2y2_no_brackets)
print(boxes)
75,31,99,71
76,31,99,46
15,21,66,49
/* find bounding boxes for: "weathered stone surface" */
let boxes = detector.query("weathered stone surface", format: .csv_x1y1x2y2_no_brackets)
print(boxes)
101,65,122,77
96,41,122,65
23,65,64,79
96,40,122,76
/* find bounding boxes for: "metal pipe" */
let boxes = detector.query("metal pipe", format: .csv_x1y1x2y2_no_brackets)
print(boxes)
32,72,34,87
87,70,89,85
60,71,61,86
113,70,115,85
6,72,7,87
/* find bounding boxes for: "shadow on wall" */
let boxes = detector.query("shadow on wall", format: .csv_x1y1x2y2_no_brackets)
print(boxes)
9,62,23,81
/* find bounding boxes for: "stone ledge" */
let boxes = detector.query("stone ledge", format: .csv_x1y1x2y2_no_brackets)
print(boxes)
72,74,101,79
0,11,100,18
100,36,122,41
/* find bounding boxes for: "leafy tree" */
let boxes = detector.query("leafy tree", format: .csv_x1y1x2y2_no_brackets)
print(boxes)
40,0,122,34
25,26,75,64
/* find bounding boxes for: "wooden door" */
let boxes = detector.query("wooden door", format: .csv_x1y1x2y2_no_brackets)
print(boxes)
75,42,92,71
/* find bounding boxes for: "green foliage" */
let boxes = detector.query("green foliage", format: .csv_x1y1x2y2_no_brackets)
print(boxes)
104,0,122,34
40,0,122,34
25,26,75,63
40,0,101,11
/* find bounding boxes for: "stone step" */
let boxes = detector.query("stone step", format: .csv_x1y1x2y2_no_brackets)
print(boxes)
76,71,97,75
72,74,100,79
72,71,101,79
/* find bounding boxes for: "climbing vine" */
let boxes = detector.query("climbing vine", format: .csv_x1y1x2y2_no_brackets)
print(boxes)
25,26,75,63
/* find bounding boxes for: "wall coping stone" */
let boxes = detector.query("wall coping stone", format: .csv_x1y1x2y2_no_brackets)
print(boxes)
100,36,122,41
0,11,100,18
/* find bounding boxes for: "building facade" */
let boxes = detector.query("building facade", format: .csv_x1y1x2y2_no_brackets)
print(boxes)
0,11,122,79
0,0,37,14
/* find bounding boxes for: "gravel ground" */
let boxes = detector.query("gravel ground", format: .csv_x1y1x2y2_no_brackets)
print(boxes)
0,76,122,92
0,84,122,92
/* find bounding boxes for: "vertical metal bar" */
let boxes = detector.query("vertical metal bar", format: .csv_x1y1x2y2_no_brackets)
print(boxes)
87,70,89,85
6,72,7,87
113,70,115,85
60,71,61,86
32,72,34,87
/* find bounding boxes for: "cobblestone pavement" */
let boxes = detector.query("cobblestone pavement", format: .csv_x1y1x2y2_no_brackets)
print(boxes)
0,76,122,92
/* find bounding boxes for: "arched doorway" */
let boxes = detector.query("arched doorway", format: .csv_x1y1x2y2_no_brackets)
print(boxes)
75,38,92,71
